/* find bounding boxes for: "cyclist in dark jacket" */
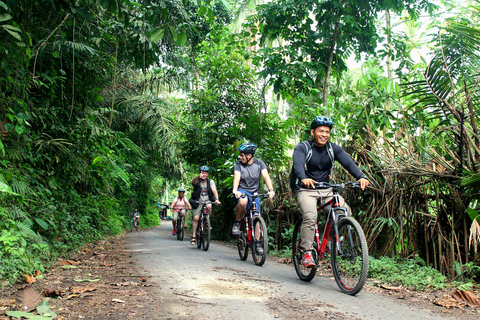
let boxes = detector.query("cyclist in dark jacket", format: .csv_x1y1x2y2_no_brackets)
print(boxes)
189,165,221,245
293,116,369,268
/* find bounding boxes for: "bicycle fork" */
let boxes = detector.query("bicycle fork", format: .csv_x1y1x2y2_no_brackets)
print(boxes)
244,215,251,244
318,205,348,259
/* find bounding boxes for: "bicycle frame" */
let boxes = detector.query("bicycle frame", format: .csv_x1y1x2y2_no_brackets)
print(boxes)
241,195,262,245
198,203,209,236
314,193,349,259
176,211,184,227
236,193,269,266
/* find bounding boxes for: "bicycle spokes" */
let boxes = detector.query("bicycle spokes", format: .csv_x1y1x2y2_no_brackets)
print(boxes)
237,219,248,261
292,218,317,282
331,217,368,295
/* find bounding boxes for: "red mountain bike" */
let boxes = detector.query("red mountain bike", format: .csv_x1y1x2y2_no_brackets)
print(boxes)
236,193,269,266
292,181,368,295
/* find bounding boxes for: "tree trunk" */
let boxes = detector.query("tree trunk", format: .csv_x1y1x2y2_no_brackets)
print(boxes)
323,25,339,107
385,9,393,80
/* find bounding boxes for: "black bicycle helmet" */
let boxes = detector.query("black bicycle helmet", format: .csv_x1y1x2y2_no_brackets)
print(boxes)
178,188,185,192
200,165,209,172
311,116,334,129
237,143,257,155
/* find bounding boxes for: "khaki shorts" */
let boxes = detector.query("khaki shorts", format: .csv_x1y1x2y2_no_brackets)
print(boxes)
193,204,212,217
172,209,185,220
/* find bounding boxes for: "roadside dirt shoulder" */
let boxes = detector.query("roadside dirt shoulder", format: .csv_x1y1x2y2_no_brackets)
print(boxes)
0,234,163,319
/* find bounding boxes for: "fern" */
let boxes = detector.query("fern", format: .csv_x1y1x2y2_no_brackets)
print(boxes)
8,206,28,220
11,180,31,195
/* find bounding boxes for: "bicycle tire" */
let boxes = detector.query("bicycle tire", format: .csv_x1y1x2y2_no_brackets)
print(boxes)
196,218,202,249
202,215,211,251
135,219,139,231
130,220,135,232
331,216,368,295
176,218,180,240
292,217,317,281
237,218,248,261
176,216,184,241
251,215,268,266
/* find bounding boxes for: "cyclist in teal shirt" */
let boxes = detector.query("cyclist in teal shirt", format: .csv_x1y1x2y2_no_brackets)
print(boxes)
232,143,275,254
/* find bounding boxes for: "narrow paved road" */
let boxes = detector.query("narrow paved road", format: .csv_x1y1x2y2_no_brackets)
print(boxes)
124,224,458,320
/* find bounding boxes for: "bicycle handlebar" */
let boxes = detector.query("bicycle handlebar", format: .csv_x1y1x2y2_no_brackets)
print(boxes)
233,193,270,199
189,199,219,206
309,181,362,190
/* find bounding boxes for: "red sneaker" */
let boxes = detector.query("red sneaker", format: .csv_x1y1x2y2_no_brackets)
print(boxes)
302,251,316,268
172,230,176,235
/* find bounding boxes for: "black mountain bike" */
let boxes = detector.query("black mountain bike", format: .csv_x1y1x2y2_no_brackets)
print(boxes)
190,200,217,251
130,215,139,232
236,193,269,266
172,207,186,241
292,182,368,295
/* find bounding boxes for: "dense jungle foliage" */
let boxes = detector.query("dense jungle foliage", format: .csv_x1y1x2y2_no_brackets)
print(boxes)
1,0,480,285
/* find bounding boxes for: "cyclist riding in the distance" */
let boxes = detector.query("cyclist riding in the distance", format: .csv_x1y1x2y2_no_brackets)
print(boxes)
131,208,140,226
170,188,192,236
189,165,221,245
232,143,275,254
292,116,369,268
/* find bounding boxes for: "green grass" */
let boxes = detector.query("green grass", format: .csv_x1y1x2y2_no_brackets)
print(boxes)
268,248,479,291
368,256,447,290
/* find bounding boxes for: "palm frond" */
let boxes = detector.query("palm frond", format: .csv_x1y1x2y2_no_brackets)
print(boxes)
35,133,73,155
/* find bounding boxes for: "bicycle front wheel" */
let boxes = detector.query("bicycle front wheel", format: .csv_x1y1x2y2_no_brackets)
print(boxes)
252,215,268,266
202,216,211,251
130,220,135,232
237,219,248,261
292,217,317,281
177,217,184,241
196,218,202,249
331,216,368,295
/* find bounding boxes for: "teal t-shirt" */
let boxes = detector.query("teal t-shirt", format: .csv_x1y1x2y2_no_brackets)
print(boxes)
234,158,267,193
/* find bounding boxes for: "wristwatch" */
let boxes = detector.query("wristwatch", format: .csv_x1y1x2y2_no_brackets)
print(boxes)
268,189,274,192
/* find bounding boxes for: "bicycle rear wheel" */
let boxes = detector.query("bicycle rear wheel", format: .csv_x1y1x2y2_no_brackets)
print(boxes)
252,215,268,266
202,215,211,251
331,216,368,295
292,218,317,282
237,219,248,261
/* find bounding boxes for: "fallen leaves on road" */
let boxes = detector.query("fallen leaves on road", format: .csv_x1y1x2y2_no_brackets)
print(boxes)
70,285,97,294
15,287,42,311
434,289,480,309
380,284,403,292
452,290,479,306
56,260,78,266
23,274,36,285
